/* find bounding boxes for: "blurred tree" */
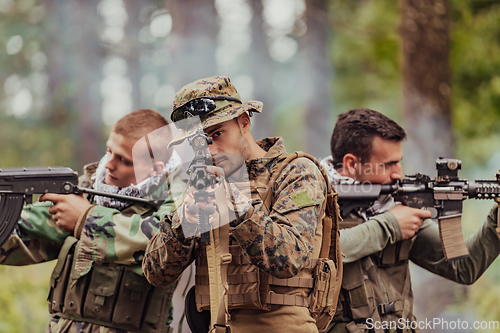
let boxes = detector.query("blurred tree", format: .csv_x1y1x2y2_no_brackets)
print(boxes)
400,0,454,176
400,1,469,330
300,0,332,159
166,0,218,90
72,0,104,167
123,0,143,110
248,0,274,140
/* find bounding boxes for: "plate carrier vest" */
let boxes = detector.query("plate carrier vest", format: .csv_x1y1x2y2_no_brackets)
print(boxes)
330,212,416,333
194,152,343,332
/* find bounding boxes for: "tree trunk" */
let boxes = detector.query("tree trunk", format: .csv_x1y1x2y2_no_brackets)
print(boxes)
400,0,454,175
72,1,104,166
400,1,467,329
300,0,332,159
166,0,218,91
123,0,143,110
247,0,273,140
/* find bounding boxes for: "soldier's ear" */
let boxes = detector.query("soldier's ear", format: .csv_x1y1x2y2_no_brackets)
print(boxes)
150,161,165,177
237,113,251,132
342,153,359,177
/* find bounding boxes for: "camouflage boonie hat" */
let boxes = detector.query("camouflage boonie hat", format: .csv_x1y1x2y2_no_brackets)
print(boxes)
169,76,263,146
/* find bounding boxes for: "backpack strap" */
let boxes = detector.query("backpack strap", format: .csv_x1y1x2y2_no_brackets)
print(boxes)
262,152,340,260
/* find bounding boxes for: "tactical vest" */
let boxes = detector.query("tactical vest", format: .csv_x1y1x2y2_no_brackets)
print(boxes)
194,152,343,332
47,165,175,333
330,213,416,333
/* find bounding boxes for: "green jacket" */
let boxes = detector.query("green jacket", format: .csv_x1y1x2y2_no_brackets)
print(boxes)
0,162,186,333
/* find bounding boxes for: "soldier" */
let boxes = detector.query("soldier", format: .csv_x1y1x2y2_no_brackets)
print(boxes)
321,108,500,333
143,76,341,333
0,109,185,333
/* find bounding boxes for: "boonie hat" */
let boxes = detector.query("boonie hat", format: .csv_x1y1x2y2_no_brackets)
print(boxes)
169,76,262,146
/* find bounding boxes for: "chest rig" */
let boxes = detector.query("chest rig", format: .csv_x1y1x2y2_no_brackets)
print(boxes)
332,213,416,333
47,206,175,333
194,152,343,332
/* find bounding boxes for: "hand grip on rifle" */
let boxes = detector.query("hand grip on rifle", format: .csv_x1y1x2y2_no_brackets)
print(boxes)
335,157,500,261
0,166,163,247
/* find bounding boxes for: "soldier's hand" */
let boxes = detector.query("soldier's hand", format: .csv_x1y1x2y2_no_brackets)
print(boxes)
389,204,431,239
182,185,218,226
183,165,224,224
39,193,91,233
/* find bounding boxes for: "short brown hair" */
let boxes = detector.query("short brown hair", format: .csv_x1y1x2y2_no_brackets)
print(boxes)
113,109,173,164
330,108,406,169
113,109,169,141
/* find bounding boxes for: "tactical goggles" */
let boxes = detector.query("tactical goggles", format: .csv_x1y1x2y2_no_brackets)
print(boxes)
171,95,242,125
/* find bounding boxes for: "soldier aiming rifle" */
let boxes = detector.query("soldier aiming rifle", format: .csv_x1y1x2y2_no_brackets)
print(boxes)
321,108,500,333
0,109,185,333
143,76,343,333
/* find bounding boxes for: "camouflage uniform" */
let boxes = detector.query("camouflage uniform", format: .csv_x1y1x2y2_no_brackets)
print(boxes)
0,162,185,333
144,137,327,332
143,76,330,333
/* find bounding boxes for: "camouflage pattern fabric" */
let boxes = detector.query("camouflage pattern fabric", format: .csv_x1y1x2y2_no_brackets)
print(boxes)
143,138,327,327
0,162,186,333
169,76,263,146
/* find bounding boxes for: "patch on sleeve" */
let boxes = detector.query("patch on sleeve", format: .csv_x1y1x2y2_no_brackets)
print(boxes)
290,190,314,207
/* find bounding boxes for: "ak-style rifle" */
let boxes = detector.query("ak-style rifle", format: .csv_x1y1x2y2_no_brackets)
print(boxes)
0,167,162,246
335,157,500,260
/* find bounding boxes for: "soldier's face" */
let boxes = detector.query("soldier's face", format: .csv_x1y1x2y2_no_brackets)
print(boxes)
354,136,403,184
204,118,250,177
104,131,142,188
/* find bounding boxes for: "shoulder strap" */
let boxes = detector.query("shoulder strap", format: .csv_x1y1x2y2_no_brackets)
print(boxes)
260,152,341,261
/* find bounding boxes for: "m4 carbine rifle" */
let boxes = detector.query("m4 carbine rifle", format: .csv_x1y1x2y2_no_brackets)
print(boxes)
0,167,163,247
335,157,500,260
185,128,217,242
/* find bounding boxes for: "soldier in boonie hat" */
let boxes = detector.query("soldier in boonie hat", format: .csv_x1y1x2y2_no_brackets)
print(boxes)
169,76,262,146
145,76,337,333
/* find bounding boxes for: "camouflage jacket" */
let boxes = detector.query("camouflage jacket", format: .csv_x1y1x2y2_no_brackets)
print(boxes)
0,162,185,333
143,137,327,287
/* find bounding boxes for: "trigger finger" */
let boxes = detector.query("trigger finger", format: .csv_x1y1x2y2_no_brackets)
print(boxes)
48,205,58,215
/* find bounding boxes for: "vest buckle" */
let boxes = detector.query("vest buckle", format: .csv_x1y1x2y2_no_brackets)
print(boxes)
378,301,396,314
213,323,231,333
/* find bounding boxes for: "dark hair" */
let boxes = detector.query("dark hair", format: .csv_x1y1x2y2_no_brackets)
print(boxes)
330,108,406,169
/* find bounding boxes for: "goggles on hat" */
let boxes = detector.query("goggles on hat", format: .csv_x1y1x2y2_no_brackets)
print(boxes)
171,95,242,125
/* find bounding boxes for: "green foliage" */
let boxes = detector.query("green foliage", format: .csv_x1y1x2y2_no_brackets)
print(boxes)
451,1,500,165
328,0,402,121
0,263,55,333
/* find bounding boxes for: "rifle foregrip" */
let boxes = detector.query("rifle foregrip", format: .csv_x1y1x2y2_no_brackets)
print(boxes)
0,194,25,247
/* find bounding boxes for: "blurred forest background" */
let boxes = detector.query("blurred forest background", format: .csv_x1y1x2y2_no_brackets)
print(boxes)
0,0,499,332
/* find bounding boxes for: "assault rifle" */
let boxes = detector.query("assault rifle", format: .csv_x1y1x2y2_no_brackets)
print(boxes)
0,167,163,247
335,157,500,260
185,128,217,242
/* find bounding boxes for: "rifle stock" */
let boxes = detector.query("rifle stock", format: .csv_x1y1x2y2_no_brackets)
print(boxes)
0,166,162,247
335,158,500,261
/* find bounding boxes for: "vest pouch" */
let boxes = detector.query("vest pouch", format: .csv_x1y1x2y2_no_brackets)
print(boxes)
310,258,339,332
195,244,264,311
63,270,91,318
82,265,123,323
48,253,74,314
341,261,373,320
111,269,152,330
226,264,262,309
310,259,335,314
